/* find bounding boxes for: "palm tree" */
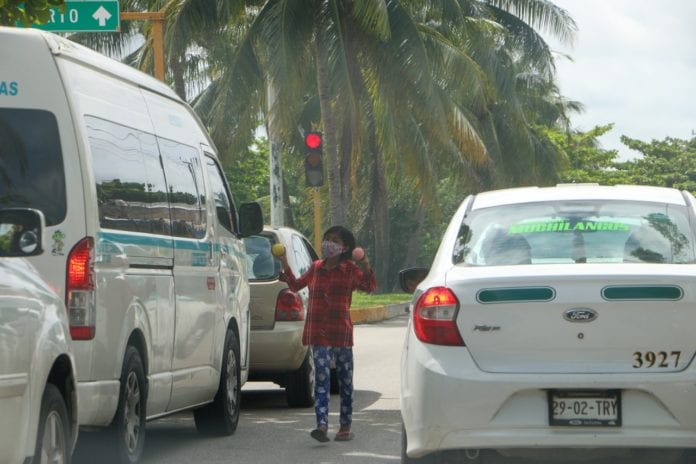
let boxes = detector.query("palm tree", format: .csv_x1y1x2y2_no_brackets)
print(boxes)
74,0,577,289
193,0,495,288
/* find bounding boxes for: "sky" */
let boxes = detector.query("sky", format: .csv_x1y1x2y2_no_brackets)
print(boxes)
544,0,696,160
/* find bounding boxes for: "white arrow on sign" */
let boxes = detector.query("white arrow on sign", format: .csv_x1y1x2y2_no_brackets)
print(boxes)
92,6,112,26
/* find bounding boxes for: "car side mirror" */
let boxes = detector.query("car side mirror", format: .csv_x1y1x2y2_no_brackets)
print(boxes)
0,208,45,257
238,202,263,237
398,267,429,294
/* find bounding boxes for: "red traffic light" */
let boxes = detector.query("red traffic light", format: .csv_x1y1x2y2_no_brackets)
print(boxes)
304,132,322,150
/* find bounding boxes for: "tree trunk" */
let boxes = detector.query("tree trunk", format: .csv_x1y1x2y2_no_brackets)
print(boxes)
170,53,186,100
368,133,389,293
314,43,345,226
404,200,425,268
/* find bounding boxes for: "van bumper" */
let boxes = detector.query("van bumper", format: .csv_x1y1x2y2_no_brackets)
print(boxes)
77,380,120,426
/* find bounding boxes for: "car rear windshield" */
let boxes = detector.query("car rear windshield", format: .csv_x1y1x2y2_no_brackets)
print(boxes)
243,234,280,280
453,200,696,265
0,108,66,226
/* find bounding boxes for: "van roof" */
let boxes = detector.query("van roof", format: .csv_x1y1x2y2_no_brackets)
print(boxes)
1,26,179,101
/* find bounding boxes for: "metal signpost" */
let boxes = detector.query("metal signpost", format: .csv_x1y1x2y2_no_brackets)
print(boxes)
19,1,166,83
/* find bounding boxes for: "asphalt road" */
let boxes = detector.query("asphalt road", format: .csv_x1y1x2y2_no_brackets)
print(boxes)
74,315,408,464
73,314,691,464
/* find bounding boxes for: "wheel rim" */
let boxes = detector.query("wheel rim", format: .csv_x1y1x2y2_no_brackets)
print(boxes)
123,371,141,454
40,409,66,464
225,346,239,415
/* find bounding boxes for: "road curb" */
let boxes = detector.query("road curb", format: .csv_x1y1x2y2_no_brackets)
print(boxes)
350,302,409,324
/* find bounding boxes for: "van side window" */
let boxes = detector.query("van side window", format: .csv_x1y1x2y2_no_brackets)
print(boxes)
88,116,171,234
204,156,237,234
0,108,66,226
159,139,206,239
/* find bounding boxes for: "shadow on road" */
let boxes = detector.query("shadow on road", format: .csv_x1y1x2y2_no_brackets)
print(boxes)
73,387,401,464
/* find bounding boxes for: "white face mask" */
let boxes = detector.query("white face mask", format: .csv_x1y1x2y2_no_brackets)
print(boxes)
321,240,344,258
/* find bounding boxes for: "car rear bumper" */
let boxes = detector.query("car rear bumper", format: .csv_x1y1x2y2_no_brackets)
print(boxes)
249,322,306,373
401,335,696,458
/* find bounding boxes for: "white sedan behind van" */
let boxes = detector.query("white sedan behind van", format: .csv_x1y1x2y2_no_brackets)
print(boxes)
0,208,77,464
400,184,696,463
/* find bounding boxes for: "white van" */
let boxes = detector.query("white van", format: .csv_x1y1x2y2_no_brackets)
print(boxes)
0,26,263,463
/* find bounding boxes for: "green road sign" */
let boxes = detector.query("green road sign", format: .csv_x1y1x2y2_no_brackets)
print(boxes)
27,1,120,32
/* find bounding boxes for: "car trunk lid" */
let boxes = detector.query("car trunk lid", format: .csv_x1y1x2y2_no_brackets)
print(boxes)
447,263,696,374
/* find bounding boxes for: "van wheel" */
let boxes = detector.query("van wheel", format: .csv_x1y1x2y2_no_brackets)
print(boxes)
194,329,241,435
286,348,315,407
35,383,71,464
107,346,146,464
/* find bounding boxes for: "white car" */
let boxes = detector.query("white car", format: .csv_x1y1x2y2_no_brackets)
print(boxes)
400,184,696,463
0,208,77,464
243,226,319,407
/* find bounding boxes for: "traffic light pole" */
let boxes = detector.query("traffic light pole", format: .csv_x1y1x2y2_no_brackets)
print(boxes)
303,132,324,251
313,188,322,253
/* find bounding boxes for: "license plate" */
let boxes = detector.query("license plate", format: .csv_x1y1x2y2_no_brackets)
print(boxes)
548,390,621,426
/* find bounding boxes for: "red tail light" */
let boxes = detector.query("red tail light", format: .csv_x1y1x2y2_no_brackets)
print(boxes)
275,289,304,321
66,237,96,340
413,287,465,346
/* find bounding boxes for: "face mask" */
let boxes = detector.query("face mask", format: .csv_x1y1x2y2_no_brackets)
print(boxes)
321,240,344,259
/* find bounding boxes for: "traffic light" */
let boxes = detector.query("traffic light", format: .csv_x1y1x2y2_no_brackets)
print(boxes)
304,131,324,187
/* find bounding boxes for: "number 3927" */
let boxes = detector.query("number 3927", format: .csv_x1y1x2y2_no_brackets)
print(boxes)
632,351,681,369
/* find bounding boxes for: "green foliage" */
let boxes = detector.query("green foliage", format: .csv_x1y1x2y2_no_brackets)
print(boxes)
351,292,410,309
618,136,696,193
553,124,631,185
0,0,65,26
555,125,696,195
222,136,270,206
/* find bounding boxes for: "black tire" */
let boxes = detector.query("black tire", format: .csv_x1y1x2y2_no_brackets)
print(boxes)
285,348,315,407
35,383,72,464
194,329,241,436
107,346,147,464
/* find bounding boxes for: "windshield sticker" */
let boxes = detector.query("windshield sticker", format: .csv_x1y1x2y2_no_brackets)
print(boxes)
51,230,66,255
509,221,630,234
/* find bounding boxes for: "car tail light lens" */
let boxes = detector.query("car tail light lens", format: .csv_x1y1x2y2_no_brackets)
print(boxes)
275,289,304,321
66,237,96,340
413,287,465,346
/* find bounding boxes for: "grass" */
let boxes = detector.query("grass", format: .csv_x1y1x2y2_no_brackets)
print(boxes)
351,292,411,309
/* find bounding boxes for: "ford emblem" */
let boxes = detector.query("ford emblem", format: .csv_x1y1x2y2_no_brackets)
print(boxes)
563,308,598,323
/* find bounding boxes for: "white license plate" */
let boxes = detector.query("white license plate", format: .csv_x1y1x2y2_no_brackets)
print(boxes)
548,390,621,426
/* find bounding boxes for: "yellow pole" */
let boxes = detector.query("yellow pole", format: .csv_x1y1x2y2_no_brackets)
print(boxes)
120,10,166,81
313,188,322,253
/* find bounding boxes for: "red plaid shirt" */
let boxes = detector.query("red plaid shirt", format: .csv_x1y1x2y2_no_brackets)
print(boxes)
280,259,377,346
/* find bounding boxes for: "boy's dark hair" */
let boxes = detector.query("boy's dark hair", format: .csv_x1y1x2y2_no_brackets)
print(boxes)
323,225,355,261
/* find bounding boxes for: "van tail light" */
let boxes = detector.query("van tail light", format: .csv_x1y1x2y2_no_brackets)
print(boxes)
275,289,304,321
413,287,465,346
66,237,96,340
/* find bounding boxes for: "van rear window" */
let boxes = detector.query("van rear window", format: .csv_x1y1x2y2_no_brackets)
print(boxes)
0,108,66,226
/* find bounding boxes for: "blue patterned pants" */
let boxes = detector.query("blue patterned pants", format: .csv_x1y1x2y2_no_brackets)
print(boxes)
312,345,353,429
